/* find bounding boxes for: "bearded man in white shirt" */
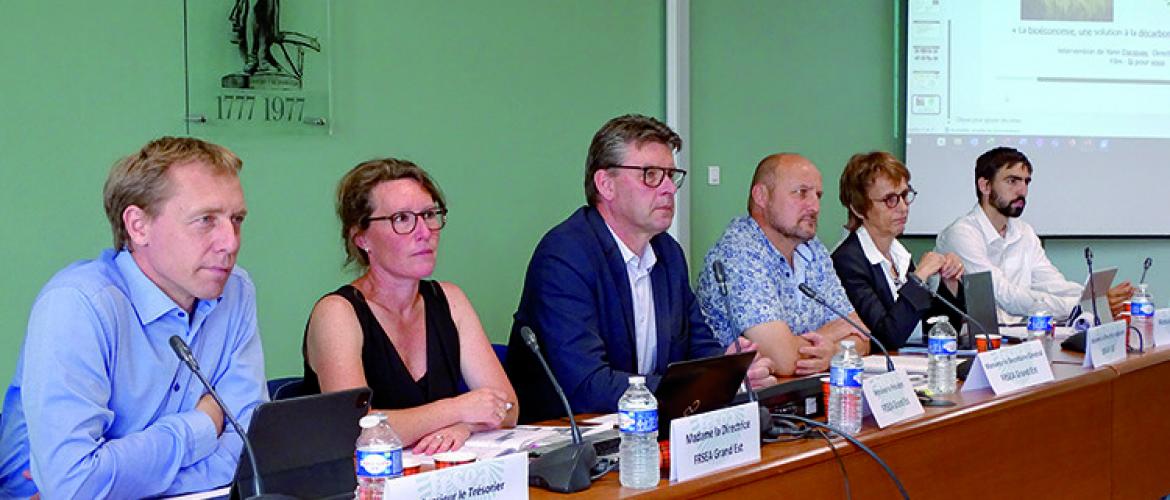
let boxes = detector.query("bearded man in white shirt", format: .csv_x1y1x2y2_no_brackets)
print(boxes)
936,147,1131,322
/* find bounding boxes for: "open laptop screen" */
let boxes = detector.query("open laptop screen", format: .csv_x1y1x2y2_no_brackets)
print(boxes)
231,387,372,499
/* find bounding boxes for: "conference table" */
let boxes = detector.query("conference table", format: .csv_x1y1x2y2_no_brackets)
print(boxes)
531,343,1170,499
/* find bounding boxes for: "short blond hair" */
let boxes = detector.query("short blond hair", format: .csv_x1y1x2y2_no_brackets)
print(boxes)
103,137,242,250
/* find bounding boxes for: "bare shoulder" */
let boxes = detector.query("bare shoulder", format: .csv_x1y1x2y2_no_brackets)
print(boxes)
310,294,357,322
435,281,486,334
307,294,361,342
436,281,474,311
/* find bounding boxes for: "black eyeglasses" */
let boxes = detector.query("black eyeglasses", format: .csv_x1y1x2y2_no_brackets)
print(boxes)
872,186,917,209
364,207,448,235
608,165,687,188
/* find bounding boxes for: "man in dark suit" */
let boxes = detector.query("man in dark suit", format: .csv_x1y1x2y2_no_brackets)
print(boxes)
506,114,774,423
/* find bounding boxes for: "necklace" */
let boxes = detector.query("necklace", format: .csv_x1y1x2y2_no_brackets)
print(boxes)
890,262,905,288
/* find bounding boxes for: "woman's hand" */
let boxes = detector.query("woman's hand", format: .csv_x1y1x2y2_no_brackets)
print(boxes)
913,251,946,282
939,253,964,294
454,387,512,428
413,423,472,455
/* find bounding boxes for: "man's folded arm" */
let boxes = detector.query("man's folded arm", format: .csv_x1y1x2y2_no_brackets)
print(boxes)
165,296,266,495
24,289,224,498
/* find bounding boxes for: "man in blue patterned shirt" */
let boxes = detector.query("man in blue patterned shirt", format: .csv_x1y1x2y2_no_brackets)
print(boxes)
697,153,870,376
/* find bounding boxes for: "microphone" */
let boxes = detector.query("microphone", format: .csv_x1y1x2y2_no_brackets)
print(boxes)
1085,247,1101,326
905,274,996,351
1064,247,1103,353
713,260,730,296
712,260,775,440
797,283,895,372
1141,257,1153,284
169,336,294,500
519,327,597,493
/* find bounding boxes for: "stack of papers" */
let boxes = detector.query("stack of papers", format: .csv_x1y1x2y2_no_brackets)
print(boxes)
414,424,609,460
863,354,931,374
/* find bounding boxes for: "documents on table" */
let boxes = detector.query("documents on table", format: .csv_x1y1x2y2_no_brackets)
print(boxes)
863,354,931,374
425,424,609,459
583,413,620,427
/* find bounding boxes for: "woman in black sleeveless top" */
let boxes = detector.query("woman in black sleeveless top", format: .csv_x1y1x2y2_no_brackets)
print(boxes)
303,159,517,455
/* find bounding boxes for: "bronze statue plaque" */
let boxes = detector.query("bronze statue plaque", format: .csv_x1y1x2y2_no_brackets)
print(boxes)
185,0,332,134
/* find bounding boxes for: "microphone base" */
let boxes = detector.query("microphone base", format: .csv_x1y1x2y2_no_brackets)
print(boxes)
528,441,598,493
758,403,787,440
1062,331,1087,353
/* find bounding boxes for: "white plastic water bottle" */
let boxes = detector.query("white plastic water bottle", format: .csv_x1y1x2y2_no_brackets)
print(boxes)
927,316,957,395
828,340,864,435
1027,301,1053,342
619,375,659,489
1130,283,1155,348
355,414,403,500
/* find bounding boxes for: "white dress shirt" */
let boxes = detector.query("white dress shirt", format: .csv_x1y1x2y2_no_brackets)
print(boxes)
856,226,926,343
606,225,658,375
936,204,1082,322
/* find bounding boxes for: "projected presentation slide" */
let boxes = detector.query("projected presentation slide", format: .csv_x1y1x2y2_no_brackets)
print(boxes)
904,0,1170,236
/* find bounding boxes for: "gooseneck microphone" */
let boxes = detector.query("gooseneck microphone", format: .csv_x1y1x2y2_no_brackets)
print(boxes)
1085,247,1101,326
798,283,895,372
169,336,293,500
1063,247,1106,353
1141,257,1153,285
713,261,752,400
519,327,597,493
905,274,996,351
712,260,775,440
713,260,730,296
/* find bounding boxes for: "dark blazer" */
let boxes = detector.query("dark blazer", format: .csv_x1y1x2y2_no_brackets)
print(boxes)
831,231,965,350
506,206,725,423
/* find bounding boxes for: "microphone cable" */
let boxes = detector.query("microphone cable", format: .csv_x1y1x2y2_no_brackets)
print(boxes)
816,428,852,500
1128,324,1145,353
772,414,910,500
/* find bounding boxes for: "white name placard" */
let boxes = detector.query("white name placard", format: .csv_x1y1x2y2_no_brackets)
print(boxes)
668,401,761,482
1153,309,1170,347
382,451,527,500
961,340,1054,395
1082,320,1127,368
862,369,924,428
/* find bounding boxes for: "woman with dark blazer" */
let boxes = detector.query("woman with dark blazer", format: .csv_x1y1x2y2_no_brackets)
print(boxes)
831,152,966,350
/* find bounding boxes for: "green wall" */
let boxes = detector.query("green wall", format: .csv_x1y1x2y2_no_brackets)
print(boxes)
690,0,901,257
0,1,665,393
3,1,1167,403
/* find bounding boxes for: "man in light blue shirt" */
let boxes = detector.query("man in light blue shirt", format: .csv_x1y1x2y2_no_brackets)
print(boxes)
697,153,869,376
0,137,266,498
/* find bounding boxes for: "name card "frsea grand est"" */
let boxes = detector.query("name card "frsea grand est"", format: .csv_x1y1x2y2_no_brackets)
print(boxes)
668,402,761,482
862,369,924,428
1153,308,1170,347
962,340,1054,395
1083,320,1127,368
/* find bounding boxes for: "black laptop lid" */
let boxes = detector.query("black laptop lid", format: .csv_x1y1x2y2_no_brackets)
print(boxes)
653,351,755,435
231,387,372,499
962,271,1001,338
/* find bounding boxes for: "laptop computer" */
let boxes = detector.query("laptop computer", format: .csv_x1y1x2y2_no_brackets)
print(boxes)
1071,266,1118,323
230,387,372,499
961,271,1002,343
653,350,755,434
